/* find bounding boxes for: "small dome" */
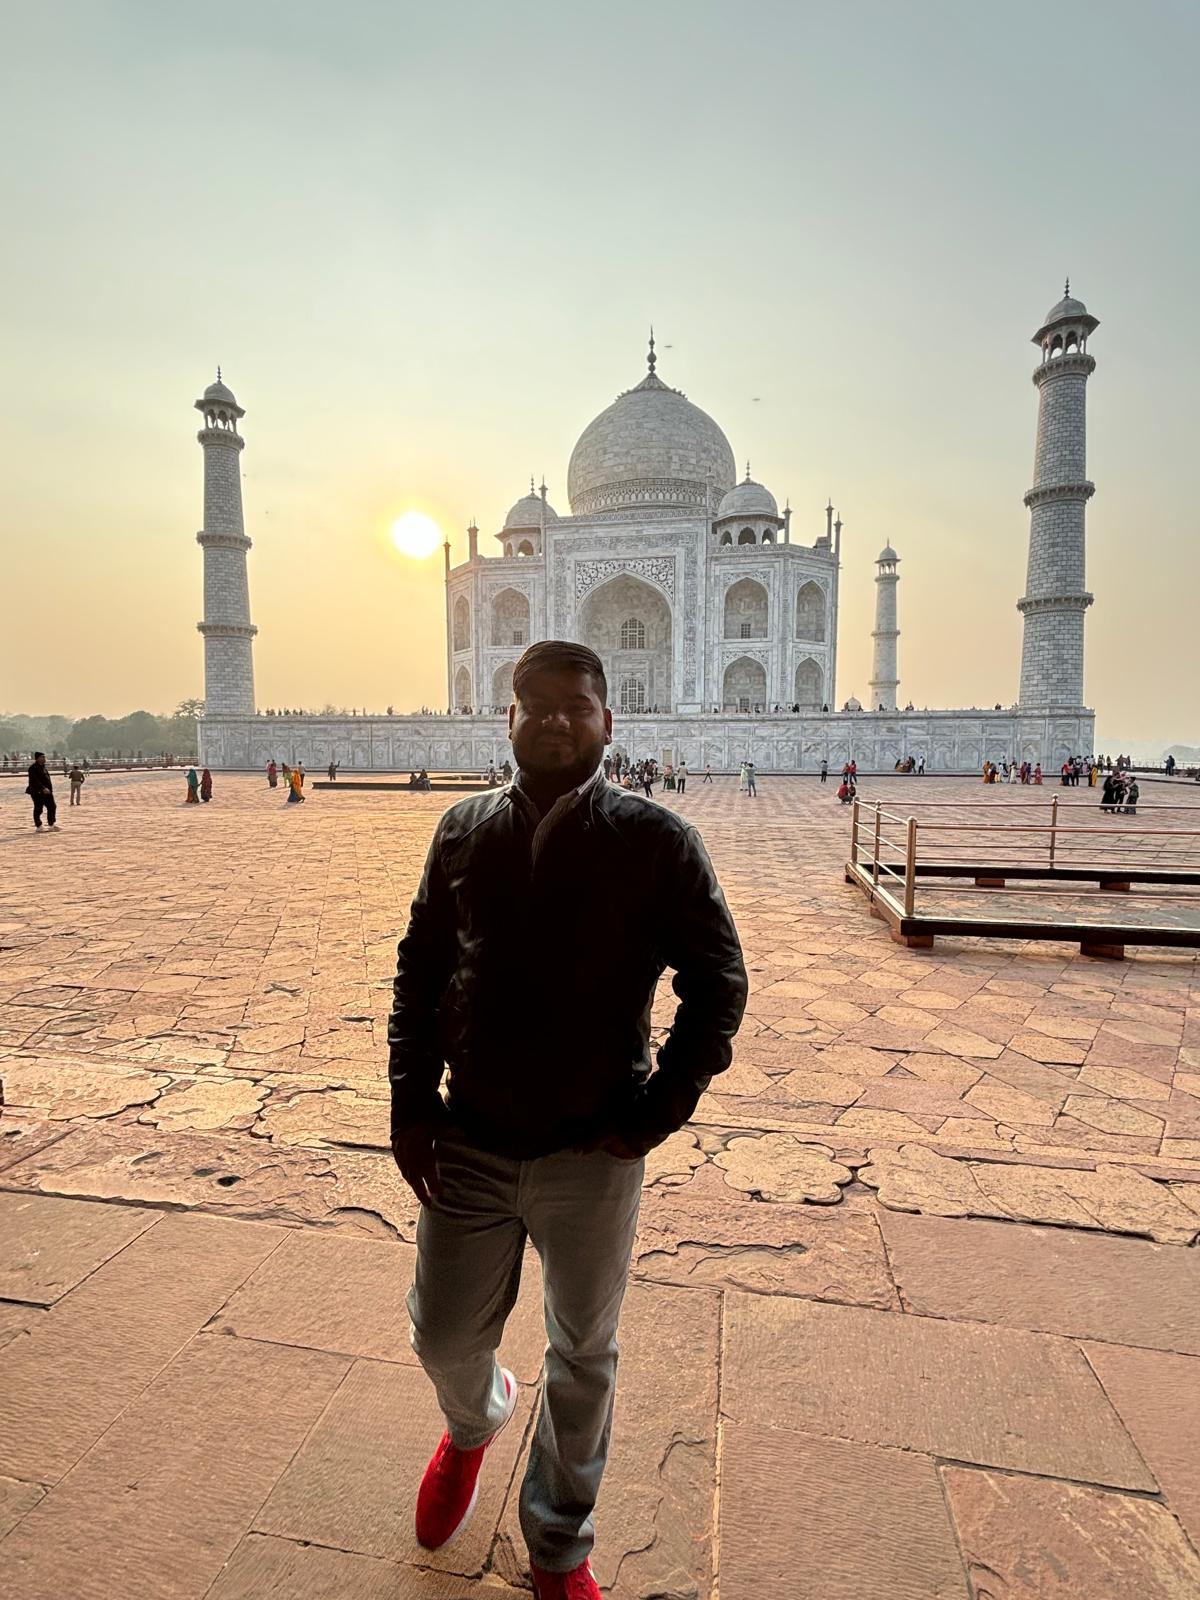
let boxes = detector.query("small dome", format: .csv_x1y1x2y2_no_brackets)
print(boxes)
1042,293,1088,326
504,491,558,530
717,475,779,521
845,696,862,712
204,377,237,404
877,543,899,563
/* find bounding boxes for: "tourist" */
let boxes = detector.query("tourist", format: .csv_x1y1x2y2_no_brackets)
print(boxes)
298,763,306,789
200,768,213,802
820,759,828,784
703,764,713,784
837,776,856,804
502,759,513,783
1166,754,1176,777
641,767,653,799
663,764,675,793
1034,763,1043,785
738,761,748,794
1123,778,1140,815
388,639,746,1600
26,752,59,831
1099,772,1121,814
328,761,340,781
68,762,85,806
677,760,688,795
746,762,757,798
185,767,200,804
286,765,305,803
267,760,278,788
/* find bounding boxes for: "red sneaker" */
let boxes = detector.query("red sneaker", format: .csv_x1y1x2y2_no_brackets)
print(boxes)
414,1368,517,1549
529,1557,602,1598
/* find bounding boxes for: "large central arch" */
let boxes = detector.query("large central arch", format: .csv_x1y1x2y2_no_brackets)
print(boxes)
723,656,767,711
579,574,673,711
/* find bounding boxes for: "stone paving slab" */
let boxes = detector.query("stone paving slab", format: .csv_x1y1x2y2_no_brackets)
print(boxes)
721,1292,1156,1488
0,1190,158,1304
0,1333,348,1600
879,1209,1200,1353
0,1208,284,1482
941,1467,1200,1599
208,1533,530,1598
0,1476,44,1540
1083,1342,1200,1554
254,1358,534,1576
718,1424,968,1600
209,1227,549,1383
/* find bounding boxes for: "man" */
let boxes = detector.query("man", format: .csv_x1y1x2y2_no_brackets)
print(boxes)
26,752,59,832
746,761,757,797
703,763,713,784
677,760,687,795
820,759,828,784
68,762,85,806
389,640,746,1598
328,760,339,781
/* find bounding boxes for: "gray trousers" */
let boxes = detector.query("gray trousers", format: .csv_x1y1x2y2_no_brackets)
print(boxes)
407,1128,644,1572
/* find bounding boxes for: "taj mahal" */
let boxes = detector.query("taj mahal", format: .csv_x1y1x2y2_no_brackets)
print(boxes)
196,289,1099,773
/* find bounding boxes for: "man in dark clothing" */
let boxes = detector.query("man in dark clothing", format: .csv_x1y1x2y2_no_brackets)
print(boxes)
389,640,746,1599
27,753,59,831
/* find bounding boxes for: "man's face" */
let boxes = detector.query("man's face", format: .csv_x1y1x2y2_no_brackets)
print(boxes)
509,666,611,782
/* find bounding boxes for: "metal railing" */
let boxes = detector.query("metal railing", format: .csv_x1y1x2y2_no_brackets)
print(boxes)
850,796,1200,923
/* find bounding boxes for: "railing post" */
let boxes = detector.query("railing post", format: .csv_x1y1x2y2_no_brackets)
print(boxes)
1049,795,1058,870
904,816,917,917
850,799,860,865
872,802,882,887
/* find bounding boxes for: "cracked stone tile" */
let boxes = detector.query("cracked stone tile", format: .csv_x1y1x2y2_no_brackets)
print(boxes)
713,1132,852,1203
256,1088,389,1150
1060,1095,1164,1138
138,1076,269,1133
0,1057,170,1120
862,1143,1200,1243
642,1129,707,1188
835,1106,939,1139
942,1467,1200,1600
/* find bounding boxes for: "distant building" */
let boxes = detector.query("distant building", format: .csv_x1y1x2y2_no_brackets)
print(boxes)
198,295,1098,771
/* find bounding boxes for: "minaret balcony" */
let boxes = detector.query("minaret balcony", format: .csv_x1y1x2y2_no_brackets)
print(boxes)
1023,481,1095,509
196,530,252,551
198,621,259,638
1016,592,1094,615
1032,352,1096,385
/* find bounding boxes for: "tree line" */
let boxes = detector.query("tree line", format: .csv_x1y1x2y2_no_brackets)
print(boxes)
0,701,205,760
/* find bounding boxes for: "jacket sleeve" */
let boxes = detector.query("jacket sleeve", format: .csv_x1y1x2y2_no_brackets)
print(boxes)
387,829,456,1137
624,824,748,1155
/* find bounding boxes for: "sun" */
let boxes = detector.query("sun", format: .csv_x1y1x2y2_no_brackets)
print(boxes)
391,511,442,559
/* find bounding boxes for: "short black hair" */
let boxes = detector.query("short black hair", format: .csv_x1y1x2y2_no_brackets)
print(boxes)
512,640,607,706
33,750,45,760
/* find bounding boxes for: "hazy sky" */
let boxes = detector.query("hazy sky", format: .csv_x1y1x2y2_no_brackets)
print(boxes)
3,0,1197,744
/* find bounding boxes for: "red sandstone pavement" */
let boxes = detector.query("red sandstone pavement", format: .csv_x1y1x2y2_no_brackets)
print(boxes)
0,770,1198,1597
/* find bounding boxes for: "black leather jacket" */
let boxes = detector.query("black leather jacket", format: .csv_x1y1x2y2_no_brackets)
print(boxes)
388,777,747,1158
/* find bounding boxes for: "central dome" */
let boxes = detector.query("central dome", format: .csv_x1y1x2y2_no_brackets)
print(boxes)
568,370,737,516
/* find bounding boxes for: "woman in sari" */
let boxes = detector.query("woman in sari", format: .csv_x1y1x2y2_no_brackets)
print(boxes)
200,768,213,802
286,765,305,803
185,767,200,804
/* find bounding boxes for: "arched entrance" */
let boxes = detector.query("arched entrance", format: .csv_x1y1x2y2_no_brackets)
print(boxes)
795,658,822,709
491,661,515,708
452,596,470,652
724,577,769,639
579,574,672,712
453,665,472,709
723,656,767,712
491,589,530,647
796,581,825,641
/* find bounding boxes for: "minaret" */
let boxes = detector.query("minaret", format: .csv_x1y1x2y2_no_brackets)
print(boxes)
1018,284,1099,706
869,544,900,711
195,372,256,715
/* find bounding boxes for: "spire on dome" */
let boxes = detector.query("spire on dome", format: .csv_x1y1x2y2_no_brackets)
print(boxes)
1065,276,1070,297
647,326,656,376
744,460,751,481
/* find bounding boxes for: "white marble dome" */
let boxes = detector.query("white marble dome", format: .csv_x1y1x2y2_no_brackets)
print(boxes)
877,543,899,563
568,371,737,516
203,377,237,404
504,491,557,529
717,475,778,521
1043,293,1089,325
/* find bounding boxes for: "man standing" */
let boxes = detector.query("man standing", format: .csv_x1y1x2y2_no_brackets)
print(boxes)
703,763,713,784
746,761,757,797
26,753,59,831
677,760,687,795
389,640,746,1598
68,762,85,806
820,759,828,784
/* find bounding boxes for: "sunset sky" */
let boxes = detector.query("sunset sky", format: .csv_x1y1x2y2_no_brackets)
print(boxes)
3,0,1197,745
